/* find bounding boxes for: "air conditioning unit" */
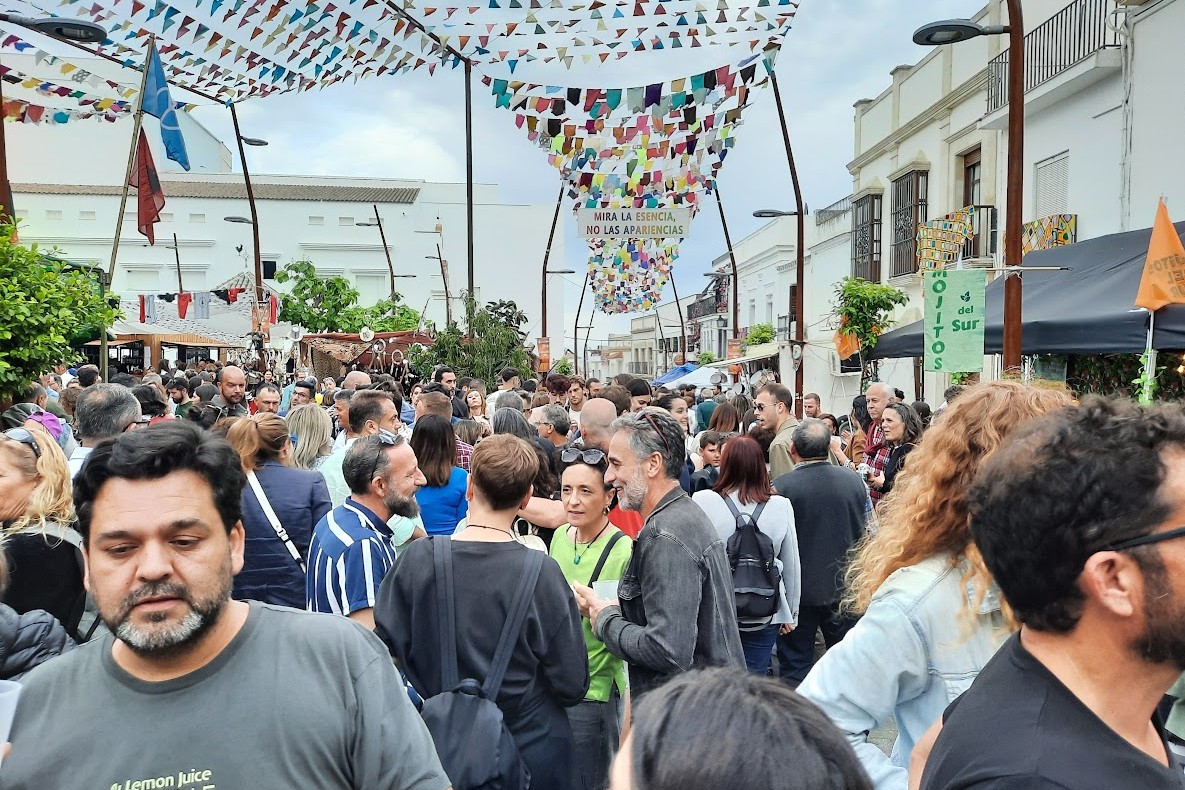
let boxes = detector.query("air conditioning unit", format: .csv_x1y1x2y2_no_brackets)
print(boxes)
829,350,862,377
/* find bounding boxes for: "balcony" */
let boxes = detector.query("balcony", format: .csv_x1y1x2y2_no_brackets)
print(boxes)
986,0,1120,116
687,298,727,321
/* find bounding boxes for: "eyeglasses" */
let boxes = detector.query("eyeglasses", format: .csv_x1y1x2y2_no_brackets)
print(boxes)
561,447,606,465
637,411,672,458
2,428,41,459
1103,526,1185,552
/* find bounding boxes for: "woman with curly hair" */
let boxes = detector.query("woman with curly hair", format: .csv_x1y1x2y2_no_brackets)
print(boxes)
797,381,1072,790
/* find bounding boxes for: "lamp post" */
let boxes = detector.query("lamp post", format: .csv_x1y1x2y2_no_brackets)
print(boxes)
914,5,1024,374
356,205,407,298
754,207,805,412
227,106,267,340
425,254,454,325
541,267,576,350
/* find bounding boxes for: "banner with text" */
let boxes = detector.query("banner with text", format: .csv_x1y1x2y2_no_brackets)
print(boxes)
924,269,985,372
578,207,691,239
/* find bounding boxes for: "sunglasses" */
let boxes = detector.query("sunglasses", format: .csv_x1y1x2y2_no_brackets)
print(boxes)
1103,526,1185,552
561,447,606,465
2,428,41,459
638,411,672,457
368,429,403,482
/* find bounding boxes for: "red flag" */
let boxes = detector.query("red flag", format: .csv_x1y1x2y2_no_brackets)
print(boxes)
128,128,165,244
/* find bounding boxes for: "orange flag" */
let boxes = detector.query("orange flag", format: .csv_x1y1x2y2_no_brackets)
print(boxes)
833,316,861,359
1134,198,1185,312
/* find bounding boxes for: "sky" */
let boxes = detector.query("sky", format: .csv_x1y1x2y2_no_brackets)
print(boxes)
187,0,985,351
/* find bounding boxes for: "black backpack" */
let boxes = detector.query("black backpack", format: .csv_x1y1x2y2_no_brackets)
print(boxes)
419,539,541,790
722,497,781,624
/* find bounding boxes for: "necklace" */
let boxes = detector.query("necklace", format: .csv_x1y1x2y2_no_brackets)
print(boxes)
467,524,517,540
572,520,611,565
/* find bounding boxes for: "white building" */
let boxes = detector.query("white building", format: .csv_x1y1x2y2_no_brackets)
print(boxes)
5,56,564,369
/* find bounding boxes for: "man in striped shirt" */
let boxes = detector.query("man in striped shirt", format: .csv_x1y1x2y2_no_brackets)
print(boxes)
307,431,427,631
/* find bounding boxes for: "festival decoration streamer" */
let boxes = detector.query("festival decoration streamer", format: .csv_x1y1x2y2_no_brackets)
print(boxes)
2,96,124,123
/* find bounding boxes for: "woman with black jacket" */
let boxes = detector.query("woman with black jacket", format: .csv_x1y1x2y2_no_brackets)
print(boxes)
868,403,925,499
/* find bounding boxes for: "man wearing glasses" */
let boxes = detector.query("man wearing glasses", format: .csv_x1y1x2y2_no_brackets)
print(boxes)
307,431,427,632
68,384,146,478
573,408,744,696
920,398,1185,790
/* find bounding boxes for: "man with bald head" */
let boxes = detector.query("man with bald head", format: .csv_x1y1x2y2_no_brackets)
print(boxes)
862,382,894,505
212,365,249,417
342,370,371,391
578,398,619,452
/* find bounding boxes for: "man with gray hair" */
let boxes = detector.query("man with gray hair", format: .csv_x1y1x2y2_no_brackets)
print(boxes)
573,407,744,696
862,382,894,505
69,383,145,478
771,418,869,684
532,403,571,447
307,431,427,631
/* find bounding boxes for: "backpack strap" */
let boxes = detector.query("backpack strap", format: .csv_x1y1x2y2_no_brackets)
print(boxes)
433,538,461,691
750,500,768,524
722,494,767,527
588,531,625,586
482,549,543,701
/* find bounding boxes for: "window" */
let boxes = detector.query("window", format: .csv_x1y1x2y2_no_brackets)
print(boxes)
788,285,798,324
748,299,756,328
46,210,62,220
890,170,928,278
159,212,174,222
79,210,96,221
1034,152,1069,218
189,213,206,223
338,216,354,227
262,259,278,279
851,194,883,281
765,295,774,323
309,215,325,226
962,148,982,207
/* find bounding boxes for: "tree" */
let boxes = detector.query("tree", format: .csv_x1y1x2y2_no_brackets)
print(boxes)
273,260,419,333
0,230,119,399
551,358,574,376
419,294,532,384
832,276,909,388
744,322,774,346
697,351,717,365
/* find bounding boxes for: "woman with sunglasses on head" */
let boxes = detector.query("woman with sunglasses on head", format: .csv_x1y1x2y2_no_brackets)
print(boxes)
550,447,633,790
0,426,88,641
224,413,332,608
286,403,335,471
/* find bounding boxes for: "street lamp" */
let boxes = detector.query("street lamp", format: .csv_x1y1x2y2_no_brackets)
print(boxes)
425,254,454,325
224,216,253,224
914,5,1024,374
356,205,402,298
754,207,806,405
752,209,802,219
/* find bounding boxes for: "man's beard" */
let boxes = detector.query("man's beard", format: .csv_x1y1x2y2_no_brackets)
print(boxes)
615,468,648,512
385,489,420,519
107,566,232,660
1135,551,1185,671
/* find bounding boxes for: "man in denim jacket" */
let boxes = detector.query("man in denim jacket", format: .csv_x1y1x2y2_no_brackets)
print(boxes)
574,408,745,697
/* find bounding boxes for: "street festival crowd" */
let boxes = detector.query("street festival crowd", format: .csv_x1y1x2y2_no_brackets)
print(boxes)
4,359,1185,789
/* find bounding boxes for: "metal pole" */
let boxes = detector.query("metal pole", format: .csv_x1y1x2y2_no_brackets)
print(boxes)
573,271,588,377
1003,0,1025,374
464,58,475,309
372,203,396,298
436,243,453,325
539,183,565,342
169,233,182,291
0,49,12,228
584,320,593,376
770,73,807,417
714,189,741,341
656,307,668,376
669,273,688,365
229,102,266,372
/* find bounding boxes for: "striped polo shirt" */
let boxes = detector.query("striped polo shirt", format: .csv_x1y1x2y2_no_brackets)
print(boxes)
306,499,397,616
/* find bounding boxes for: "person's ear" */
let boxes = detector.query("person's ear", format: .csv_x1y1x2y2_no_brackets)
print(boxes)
465,474,475,503
519,484,535,511
1080,551,1142,619
229,521,246,574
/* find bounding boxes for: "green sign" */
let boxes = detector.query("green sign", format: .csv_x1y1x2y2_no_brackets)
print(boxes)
924,269,986,372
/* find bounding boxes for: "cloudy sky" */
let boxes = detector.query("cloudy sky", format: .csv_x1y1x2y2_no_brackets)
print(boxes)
188,0,984,349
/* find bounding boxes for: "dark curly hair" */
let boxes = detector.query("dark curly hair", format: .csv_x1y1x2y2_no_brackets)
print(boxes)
73,420,246,544
968,396,1185,633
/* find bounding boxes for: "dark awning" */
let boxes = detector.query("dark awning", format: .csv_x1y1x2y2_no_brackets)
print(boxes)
870,221,1185,359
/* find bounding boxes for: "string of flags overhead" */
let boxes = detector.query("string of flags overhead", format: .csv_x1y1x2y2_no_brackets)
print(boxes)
137,288,275,323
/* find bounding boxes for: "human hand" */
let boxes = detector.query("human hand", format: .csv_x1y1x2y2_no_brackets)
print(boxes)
571,582,614,626
869,472,885,490
779,623,795,635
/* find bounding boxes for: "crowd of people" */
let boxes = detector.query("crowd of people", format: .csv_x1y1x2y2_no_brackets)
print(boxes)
3,359,1185,790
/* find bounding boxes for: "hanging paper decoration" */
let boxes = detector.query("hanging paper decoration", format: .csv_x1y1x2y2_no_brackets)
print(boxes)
915,207,975,271
2,97,124,124
1021,214,1077,254
588,237,680,313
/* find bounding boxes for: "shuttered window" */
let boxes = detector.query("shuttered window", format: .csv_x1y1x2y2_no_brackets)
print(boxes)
1034,152,1069,217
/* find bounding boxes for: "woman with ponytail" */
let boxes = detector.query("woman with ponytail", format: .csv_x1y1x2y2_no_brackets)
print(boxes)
224,413,332,608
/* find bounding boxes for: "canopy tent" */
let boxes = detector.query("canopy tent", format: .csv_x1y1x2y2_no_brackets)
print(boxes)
870,221,1185,360
663,365,724,390
652,363,698,387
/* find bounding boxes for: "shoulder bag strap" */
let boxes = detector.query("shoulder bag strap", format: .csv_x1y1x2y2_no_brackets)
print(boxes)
482,549,544,700
588,531,625,586
433,538,461,690
245,470,306,573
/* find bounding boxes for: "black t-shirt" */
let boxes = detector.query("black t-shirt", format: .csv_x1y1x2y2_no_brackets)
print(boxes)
921,633,1185,790
1,529,85,632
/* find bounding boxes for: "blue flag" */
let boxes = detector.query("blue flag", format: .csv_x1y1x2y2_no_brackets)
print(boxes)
142,43,190,171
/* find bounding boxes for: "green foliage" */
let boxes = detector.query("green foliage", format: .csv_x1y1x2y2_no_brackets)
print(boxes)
697,351,717,365
1067,353,1185,402
274,260,419,334
421,294,532,384
551,357,574,376
744,322,774,346
832,276,909,387
0,230,120,399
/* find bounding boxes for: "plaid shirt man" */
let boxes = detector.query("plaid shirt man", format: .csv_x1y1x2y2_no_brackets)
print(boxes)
864,421,890,505
454,438,473,472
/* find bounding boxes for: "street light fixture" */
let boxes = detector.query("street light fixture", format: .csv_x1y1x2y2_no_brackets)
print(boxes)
546,269,577,275
915,4,1025,374
224,216,253,224
752,208,805,219
239,137,268,147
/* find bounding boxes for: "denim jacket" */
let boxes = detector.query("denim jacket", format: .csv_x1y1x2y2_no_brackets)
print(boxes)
798,554,1009,790
594,485,745,697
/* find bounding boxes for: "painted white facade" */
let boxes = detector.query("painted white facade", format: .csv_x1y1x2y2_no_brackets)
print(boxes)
5,56,564,344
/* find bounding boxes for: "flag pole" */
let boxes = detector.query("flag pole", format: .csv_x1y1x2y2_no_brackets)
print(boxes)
102,34,155,382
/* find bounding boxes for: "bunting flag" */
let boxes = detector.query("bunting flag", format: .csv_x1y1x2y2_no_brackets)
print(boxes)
916,207,975,271
0,64,134,112
2,97,125,124
129,126,166,243
1020,213,1077,254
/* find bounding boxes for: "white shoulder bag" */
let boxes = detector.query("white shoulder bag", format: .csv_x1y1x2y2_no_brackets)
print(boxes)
246,470,307,573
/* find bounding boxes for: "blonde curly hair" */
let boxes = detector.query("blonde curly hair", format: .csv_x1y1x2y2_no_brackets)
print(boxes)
1,424,74,534
844,380,1073,620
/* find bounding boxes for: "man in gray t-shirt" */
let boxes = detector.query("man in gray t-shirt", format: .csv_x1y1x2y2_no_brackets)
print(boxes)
1,421,450,790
